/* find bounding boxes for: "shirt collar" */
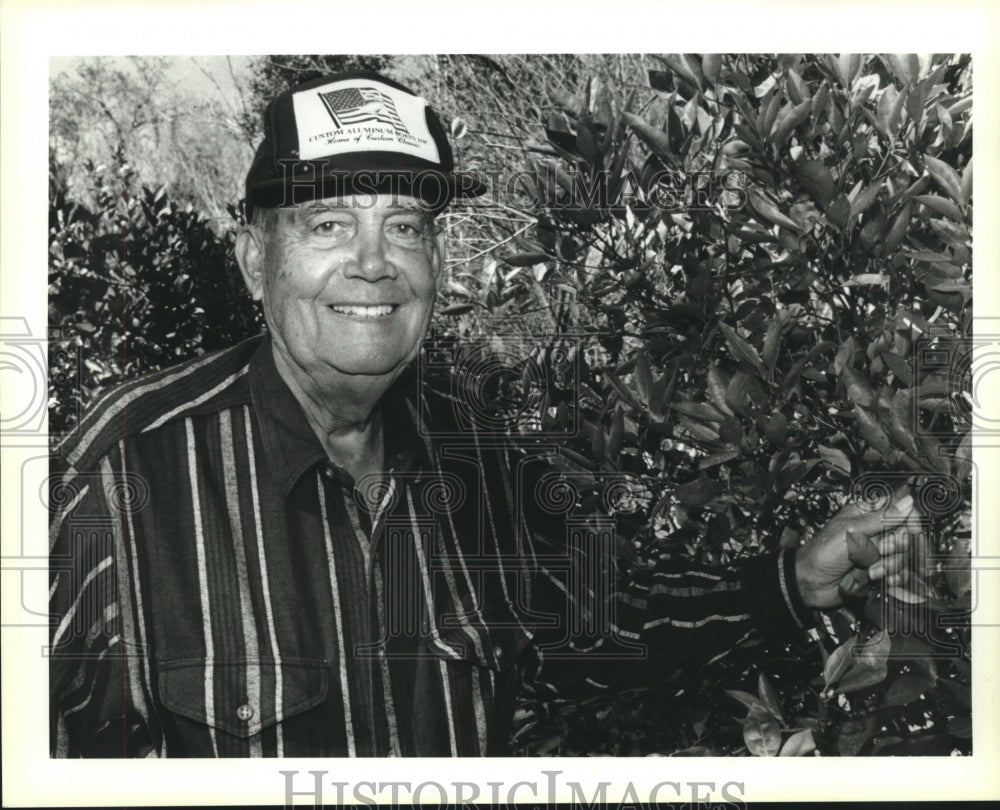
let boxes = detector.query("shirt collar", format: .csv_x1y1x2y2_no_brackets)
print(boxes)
248,335,432,496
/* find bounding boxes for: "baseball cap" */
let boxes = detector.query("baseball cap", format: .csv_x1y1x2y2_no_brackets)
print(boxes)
244,70,487,218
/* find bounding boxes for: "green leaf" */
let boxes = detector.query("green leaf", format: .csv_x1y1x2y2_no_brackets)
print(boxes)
771,99,813,151
887,388,918,451
698,448,741,469
795,160,835,209
670,400,727,422
836,630,891,693
854,405,893,456
719,322,765,374
882,671,930,708
725,689,768,714
905,78,928,128
633,352,653,405
591,424,607,461
882,202,912,253
759,90,784,138
884,53,915,85
818,445,852,475
675,478,722,508
439,302,477,316
719,416,744,445
648,370,672,421
648,69,674,93
785,68,811,104
725,371,751,416
623,111,673,158
946,537,971,598
876,85,900,136
743,705,781,757
823,636,857,689
747,189,804,233
671,744,714,756
881,351,914,388
757,673,783,722
837,714,878,756
953,431,973,482
842,366,876,407
845,273,888,286
887,586,927,604
503,252,549,267
655,54,703,93
913,194,966,223
779,728,816,757
849,180,884,222
762,413,787,443
607,405,625,461
706,363,733,415
762,315,786,371
948,715,972,739
960,156,973,204
702,54,721,87
603,369,645,413
826,194,851,229
924,154,964,204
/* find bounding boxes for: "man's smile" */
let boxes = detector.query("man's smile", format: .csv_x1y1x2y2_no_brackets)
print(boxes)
327,303,399,318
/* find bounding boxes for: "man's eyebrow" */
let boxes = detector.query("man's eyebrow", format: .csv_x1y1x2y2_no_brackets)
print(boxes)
301,201,349,212
387,201,426,214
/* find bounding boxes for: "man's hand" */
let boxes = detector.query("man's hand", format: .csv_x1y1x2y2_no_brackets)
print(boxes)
794,492,919,609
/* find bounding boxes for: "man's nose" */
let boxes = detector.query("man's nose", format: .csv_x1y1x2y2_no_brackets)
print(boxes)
344,224,397,282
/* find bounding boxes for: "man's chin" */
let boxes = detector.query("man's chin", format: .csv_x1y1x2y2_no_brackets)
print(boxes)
319,355,409,380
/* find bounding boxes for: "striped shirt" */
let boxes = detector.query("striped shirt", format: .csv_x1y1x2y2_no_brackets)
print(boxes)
49,334,812,757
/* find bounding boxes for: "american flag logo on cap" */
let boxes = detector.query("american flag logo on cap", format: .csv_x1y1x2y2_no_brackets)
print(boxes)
318,86,409,134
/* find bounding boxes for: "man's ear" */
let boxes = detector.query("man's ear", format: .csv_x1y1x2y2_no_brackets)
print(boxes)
235,227,266,301
430,228,446,288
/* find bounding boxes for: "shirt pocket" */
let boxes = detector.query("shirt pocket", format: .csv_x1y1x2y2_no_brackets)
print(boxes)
158,657,329,738
424,603,532,672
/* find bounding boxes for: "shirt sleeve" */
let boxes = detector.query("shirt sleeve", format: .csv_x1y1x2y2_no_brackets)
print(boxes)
49,455,156,757
514,454,815,698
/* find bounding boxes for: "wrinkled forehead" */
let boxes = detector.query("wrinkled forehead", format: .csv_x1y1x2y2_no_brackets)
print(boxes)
292,193,432,215
264,192,435,226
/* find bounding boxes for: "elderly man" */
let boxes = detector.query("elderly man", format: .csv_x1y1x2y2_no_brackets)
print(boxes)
49,70,915,757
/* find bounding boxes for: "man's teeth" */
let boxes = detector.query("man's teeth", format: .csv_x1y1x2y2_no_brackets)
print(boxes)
329,304,395,318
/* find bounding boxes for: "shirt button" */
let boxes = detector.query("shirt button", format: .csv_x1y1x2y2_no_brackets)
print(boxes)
237,703,254,722
323,467,336,480
495,647,504,663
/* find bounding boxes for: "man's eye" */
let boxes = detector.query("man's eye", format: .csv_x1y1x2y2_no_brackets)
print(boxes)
313,220,350,234
386,221,426,243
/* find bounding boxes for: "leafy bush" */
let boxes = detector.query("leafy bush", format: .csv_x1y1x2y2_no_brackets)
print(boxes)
48,160,260,438
448,53,972,756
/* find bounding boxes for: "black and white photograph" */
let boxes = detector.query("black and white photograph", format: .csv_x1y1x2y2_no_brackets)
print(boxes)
2,1,999,807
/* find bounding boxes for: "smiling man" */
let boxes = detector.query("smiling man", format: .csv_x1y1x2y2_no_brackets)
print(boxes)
49,70,918,758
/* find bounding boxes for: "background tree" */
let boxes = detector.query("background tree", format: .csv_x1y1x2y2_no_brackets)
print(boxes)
461,52,972,757
235,54,393,142
50,56,253,222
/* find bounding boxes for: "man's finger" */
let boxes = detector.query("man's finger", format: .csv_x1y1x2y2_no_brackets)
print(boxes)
870,552,904,580
837,494,916,537
847,531,880,568
876,531,915,557
839,567,870,594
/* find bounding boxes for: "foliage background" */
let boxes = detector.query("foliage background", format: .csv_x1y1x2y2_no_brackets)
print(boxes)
48,53,973,757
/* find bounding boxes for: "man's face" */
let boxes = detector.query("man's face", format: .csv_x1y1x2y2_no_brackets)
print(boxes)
241,194,443,381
